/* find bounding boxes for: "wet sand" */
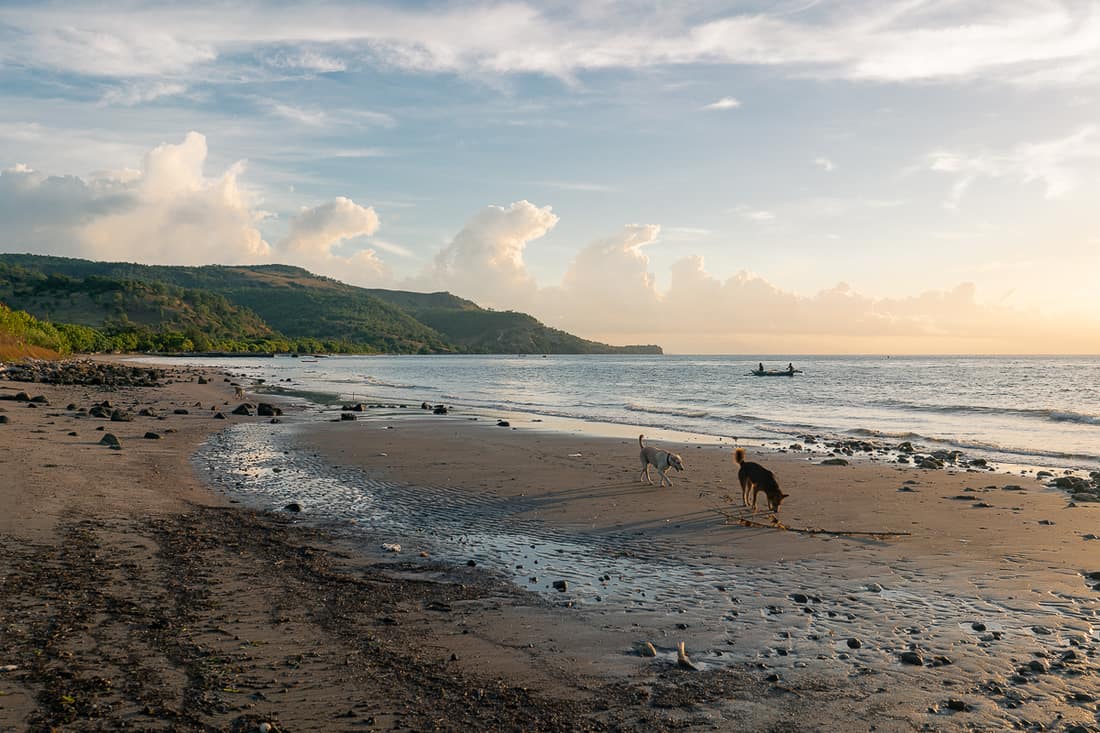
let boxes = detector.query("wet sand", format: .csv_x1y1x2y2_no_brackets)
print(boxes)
1,368,1098,732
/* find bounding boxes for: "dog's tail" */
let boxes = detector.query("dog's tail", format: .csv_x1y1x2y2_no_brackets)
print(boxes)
639,434,645,449
733,447,745,465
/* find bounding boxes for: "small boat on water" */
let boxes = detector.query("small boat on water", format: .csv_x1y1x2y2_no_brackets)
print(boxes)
749,369,803,377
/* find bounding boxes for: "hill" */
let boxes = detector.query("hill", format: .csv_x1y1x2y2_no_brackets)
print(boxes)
0,254,662,355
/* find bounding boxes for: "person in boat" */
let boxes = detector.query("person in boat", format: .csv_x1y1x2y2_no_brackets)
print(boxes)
787,362,795,374
758,362,764,373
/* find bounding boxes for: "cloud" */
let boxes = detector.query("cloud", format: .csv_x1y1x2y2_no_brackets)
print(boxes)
279,197,379,256
927,125,1100,204
813,156,835,171
6,2,1100,86
100,81,189,106
702,96,741,110
274,196,392,283
539,224,663,330
735,206,775,221
0,132,271,265
416,200,558,308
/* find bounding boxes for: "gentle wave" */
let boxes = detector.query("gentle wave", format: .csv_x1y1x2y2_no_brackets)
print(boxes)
625,402,710,419
872,399,1100,426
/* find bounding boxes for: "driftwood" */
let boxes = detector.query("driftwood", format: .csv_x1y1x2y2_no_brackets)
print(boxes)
711,507,911,539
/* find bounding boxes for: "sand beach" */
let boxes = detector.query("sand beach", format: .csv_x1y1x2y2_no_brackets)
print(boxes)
1,359,1098,732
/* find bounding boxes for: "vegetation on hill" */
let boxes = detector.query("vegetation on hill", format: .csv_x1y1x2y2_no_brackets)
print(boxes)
0,254,663,355
0,302,65,360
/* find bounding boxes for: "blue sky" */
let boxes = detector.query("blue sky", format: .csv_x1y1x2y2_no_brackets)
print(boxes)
1,1,1099,352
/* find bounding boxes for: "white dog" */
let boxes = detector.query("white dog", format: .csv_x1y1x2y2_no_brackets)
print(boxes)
638,434,685,487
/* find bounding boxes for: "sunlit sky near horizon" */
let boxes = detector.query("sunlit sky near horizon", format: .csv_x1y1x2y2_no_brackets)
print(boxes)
2,1,1099,353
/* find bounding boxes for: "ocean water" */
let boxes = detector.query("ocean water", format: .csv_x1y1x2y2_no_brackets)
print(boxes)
143,354,1100,473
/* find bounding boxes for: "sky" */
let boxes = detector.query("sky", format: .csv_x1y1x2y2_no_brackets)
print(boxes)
1,0,1099,354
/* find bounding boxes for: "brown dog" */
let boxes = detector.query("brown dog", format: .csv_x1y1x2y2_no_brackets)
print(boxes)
733,448,788,512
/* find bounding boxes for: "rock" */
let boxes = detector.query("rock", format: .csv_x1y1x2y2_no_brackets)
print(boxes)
497,420,510,427
138,408,157,417
12,391,31,401
918,457,944,469
1030,625,1053,635
213,412,226,420
380,543,401,553
944,699,970,712
433,405,448,414
865,583,883,592
899,651,924,666
969,458,988,467
971,622,987,632
343,403,367,411
790,593,809,604
1052,475,1090,491
29,395,48,404
99,433,122,449
173,408,189,415
552,580,568,591
283,502,302,512
0,415,8,424
197,375,208,384
421,402,431,409
110,409,133,422
820,458,849,466
340,413,357,421
896,441,915,453
143,432,162,440
89,405,111,418
847,638,862,649
257,403,282,417
466,559,476,567
232,404,254,416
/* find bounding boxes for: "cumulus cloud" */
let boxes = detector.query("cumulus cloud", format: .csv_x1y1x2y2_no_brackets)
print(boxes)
539,224,662,331
275,197,390,284
80,132,271,264
0,132,270,265
417,200,558,309
814,156,835,172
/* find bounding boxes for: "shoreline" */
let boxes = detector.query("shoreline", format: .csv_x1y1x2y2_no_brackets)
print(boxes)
126,352,1100,478
3,358,1099,731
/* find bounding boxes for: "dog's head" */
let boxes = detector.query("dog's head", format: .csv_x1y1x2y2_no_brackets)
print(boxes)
668,452,685,472
769,492,790,512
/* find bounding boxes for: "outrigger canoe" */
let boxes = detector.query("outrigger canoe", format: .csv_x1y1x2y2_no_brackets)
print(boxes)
749,369,803,377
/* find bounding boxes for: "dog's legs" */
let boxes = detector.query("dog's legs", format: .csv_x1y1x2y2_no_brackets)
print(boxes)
640,463,652,484
657,467,673,487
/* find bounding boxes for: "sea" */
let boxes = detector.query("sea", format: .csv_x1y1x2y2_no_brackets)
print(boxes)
138,353,1100,475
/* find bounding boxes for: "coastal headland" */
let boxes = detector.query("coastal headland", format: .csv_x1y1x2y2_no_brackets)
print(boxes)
1,358,1098,732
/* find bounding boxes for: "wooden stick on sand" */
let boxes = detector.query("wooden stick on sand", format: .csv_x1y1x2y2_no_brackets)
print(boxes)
710,506,912,539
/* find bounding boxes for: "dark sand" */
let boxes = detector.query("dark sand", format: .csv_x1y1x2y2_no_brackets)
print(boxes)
1,365,1098,732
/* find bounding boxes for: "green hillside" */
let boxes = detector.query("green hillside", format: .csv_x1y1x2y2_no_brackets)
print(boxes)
0,301,66,360
0,254,662,355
